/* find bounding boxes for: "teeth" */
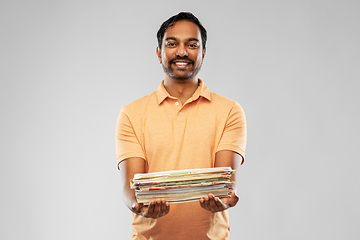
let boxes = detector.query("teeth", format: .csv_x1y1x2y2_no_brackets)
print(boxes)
175,62,188,65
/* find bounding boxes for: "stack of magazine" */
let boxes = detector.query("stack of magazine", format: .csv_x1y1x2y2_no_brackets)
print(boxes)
131,167,235,204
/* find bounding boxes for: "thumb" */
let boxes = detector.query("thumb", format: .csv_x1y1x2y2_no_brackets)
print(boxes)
132,202,143,213
228,191,239,207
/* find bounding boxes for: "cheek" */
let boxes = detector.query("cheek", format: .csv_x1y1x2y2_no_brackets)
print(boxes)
160,55,167,65
162,52,171,62
195,54,203,65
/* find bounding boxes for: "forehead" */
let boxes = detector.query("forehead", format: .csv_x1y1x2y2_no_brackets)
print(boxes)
163,20,201,43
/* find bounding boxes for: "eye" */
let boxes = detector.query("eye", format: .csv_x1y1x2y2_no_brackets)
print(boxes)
166,42,176,47
188,43,199,48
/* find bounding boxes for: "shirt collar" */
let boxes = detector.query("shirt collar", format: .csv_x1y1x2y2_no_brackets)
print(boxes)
156,79,211,105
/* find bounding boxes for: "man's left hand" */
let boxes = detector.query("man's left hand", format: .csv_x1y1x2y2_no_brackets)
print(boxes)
199,191,239,213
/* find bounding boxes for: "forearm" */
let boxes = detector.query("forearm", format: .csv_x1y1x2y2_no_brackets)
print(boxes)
123,184,137,212
199,150,242,212
119,158,146,212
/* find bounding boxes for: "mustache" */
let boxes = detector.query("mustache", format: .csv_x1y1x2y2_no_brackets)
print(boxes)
169,57,194,65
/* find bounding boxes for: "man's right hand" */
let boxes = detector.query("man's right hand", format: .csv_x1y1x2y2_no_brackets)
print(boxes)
132,199,170,219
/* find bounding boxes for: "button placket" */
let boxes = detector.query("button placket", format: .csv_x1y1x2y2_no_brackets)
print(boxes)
173,100,183,116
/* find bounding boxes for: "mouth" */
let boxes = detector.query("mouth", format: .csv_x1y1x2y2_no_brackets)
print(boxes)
171,60,192,69
174,62,189,65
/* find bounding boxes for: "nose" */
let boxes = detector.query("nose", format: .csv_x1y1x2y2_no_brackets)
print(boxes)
176,44,188,57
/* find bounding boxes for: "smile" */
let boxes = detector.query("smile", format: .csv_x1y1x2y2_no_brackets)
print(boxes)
173,62,191,68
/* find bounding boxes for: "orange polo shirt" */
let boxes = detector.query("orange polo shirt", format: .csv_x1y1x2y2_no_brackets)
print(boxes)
116,79,246,240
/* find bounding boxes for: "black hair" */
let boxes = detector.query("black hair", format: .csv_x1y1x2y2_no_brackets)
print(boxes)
157,12,207,50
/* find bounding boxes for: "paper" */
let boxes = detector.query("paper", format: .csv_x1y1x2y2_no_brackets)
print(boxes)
131,167,235,204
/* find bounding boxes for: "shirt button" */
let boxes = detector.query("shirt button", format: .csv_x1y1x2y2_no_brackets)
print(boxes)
178,112,182,115
175,102,179,106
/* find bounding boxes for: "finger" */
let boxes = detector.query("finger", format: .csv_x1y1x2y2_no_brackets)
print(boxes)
161,199,170,216
154,199,162,218
146,200,156,216
160,199,167,214
165,201,170,214
204,194,210,202
214,197,225,210
205,194,212,208
208,194,218,212
199,197,207,209
200,194,214,211
204,194,211,205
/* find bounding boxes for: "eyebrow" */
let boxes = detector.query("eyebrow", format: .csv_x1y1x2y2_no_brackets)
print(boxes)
188,38,200,42
165,37,200,42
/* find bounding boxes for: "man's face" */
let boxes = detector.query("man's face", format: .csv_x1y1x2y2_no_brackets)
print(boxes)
157,20,206,81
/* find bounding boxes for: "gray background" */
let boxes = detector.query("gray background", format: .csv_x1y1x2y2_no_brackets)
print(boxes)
1,0,359,239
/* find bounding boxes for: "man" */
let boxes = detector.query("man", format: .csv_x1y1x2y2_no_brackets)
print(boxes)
116,12,246,240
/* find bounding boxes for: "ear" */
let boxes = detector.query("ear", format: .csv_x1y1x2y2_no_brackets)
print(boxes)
202,48,206,59
156,47,162,63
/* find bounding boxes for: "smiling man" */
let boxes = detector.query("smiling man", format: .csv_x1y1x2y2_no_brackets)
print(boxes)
116,12,247,240
158,21,203,82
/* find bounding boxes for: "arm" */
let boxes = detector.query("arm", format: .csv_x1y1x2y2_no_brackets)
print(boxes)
200,101,246,212
119,157,170,218
116,108,170,218
199,150,242,212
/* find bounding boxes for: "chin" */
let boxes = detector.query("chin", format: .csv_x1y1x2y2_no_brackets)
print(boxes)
174,77,191,82
172,73,194,81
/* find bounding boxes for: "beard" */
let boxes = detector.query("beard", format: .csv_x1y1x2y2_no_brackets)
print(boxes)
162,57,202,81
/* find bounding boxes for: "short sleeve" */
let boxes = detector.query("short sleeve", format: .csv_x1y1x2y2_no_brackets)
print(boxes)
115,107,145,169
216,102,247,164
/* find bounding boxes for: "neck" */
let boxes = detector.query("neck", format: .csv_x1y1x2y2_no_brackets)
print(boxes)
163,76,199,104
